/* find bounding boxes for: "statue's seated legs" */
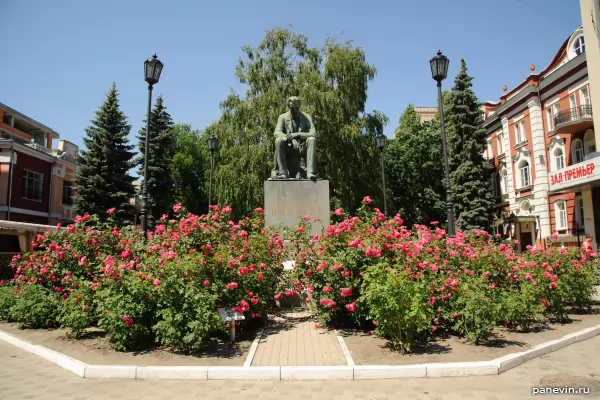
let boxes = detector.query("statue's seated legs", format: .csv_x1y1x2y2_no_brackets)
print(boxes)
273,136,317,180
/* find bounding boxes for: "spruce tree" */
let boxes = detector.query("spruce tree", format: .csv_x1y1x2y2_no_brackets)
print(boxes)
135,95,175,226
74,83,136,222
446,60,494,232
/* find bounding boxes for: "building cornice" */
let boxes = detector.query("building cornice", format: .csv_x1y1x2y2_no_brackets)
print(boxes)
0,102,60,138
484,54,587,129
0,139,57,162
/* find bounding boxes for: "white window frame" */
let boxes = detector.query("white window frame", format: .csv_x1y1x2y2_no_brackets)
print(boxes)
22,170,44,201
546,107,554,131
569,93,577,110
580,86,590,106
554,200,568,231
518,160,531,188
500,167,508,195
490,173,497,197
513,120,526,145
554,147,565,170
553,103,561,125
572,139,584,164
574,35,586,55
496,133,502,155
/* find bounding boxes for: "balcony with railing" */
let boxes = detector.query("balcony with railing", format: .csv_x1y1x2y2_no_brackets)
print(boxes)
554,105,594,134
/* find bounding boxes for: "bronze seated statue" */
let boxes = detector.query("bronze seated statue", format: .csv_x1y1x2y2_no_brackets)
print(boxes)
270,96,317,180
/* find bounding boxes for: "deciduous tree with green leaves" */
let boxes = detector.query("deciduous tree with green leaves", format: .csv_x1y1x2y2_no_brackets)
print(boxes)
385,105,445,227
170,123,208,216
205,28,387,218
446,60,494,232
74,83,135,222
136,95,175,225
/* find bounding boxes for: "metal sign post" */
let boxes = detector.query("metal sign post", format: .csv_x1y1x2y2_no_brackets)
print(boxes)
217,307,245,342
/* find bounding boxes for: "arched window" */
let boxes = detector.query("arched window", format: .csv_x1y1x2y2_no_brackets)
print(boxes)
554,148,565,170
572,139,584,164
518,160,530,188
500,167,508,195
574,35,586,55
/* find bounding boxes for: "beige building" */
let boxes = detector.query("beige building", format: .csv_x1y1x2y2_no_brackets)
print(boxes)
414,107,437,123
581,0,600,148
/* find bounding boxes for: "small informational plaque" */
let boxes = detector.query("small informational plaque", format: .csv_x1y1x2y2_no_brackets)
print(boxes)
217,307,245,322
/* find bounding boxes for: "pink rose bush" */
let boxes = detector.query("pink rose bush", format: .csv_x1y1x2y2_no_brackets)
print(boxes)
0,199,598,356
0,205,286,351
288,201,599,354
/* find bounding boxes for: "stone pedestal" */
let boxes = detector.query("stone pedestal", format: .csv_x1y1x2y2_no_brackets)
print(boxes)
264,180,330,237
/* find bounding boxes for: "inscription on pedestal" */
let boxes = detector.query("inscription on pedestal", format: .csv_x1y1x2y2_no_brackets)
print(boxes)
264,180,330,237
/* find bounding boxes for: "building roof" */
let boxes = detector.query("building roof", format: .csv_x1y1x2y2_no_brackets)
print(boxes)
0,102,60,139
483,26,587,127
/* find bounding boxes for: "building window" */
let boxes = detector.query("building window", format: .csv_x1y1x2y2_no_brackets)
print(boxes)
569,94,577,110
487,140,493,159
546,107,554,131
554,148,565,170
572,139,584,164
574,35,586,55
22,170,43,201
581,86,591,106
62,181,74,206
554,201,567,230
575,196,585,229
496,133,502,155
546,103,561,131
513,120,526,145
584,129,596,155
519,160,531,188
500,167,508,195
490,173,497,197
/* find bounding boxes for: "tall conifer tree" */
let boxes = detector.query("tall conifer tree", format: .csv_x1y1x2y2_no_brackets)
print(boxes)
136,95,175,225
74,83,136,222
446,60,494,232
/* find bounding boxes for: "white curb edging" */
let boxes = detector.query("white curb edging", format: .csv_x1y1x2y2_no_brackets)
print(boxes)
243,327,264,367
336,335,355,366
1,323,599,380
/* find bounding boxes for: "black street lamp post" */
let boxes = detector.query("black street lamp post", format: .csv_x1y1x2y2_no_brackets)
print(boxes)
430,50,455,236
375,128,388,216
207,135,219,209
141,54,164,239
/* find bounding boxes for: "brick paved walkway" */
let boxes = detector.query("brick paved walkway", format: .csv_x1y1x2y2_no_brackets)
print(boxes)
1,335,600,399
252,310,347,366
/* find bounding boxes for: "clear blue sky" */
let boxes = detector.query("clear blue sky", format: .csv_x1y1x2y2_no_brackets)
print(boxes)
2,0,582,151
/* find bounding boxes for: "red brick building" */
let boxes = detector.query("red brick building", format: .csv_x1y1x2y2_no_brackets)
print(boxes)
0,103,78,252
484,27,597,252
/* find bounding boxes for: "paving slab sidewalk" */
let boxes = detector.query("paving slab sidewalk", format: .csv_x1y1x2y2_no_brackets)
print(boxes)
252,310,347,366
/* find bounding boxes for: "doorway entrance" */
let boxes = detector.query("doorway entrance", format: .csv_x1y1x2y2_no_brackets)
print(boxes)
519,222,534,252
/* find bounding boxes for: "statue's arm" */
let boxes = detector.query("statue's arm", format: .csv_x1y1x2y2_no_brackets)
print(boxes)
298,114,316,139
274,115,287,139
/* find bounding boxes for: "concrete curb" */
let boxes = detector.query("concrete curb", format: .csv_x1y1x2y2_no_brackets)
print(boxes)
1,324,599,380
243,327,264,367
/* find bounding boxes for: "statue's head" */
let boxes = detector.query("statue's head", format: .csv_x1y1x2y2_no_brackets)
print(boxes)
287,96,301,116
